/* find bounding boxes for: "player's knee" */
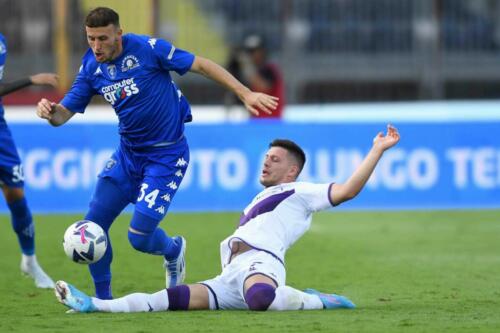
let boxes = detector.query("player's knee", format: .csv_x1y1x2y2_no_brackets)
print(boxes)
3,187,25,204
245,283,276,311
127,230,152,253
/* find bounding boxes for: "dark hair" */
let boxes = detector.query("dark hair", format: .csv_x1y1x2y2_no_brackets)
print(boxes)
269,139,306,176
85,7,120,28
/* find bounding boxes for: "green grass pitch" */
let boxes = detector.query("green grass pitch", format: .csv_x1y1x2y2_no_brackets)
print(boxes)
0,210,499,332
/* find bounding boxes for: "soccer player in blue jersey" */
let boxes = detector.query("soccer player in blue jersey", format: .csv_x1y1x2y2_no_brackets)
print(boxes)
36,7,279,300
0,33,58,288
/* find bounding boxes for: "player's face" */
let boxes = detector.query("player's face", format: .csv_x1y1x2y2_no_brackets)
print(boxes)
85,24,123,63
249,48,265,66
260,147,297,187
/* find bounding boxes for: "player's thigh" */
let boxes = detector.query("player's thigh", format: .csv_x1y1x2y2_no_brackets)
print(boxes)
238,251,286,299
200,274,248,310
98,149,138,203
134,157,189,221
0,133,25,192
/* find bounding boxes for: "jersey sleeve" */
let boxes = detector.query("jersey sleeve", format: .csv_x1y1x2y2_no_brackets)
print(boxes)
60,65,96,113
296,182,334,212
0,35,7,81
152,38,195,75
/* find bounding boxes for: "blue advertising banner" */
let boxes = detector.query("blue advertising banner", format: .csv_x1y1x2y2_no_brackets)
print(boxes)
2,120,499,212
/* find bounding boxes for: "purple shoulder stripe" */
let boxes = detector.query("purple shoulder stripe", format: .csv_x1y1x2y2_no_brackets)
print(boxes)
239,189,295,227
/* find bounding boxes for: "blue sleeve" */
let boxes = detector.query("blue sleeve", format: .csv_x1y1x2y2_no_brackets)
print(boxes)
0,35,7,81
152,38,195,75
60,66,96,113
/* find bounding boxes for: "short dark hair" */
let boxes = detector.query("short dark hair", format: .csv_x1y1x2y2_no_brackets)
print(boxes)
269,139,306,176
85,7,120,28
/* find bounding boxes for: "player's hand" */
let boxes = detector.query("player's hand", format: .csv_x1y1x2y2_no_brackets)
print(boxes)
30,73,59,88
241,91,279,116
36,98,57,120
372,124,400,151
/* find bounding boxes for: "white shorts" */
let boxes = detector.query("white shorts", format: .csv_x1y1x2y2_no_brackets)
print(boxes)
201,249,286,310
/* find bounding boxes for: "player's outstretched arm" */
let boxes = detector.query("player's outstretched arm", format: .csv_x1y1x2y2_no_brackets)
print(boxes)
330,124,400,206
30,73,59,87
189,56,279,116
0,73,58,97
36,98,74,127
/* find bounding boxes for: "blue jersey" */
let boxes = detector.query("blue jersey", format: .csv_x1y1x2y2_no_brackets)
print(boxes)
0,33,23,187
61,34,195,148
0,33,7,121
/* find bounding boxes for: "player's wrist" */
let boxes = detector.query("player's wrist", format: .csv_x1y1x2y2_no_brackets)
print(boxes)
236,86,252,101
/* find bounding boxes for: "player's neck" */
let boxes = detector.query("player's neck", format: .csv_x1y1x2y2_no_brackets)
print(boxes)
109,42,123,62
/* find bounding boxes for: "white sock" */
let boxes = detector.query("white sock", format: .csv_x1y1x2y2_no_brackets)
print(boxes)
92,289,169,313
21,254,37,268
268,286,323,311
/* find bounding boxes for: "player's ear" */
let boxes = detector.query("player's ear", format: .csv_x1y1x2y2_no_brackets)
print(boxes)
289,164,299,180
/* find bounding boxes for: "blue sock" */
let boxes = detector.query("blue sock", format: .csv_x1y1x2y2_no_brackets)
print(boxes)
94,280,113,300
85,177,130,299
8,197,35,255
129,211,179,260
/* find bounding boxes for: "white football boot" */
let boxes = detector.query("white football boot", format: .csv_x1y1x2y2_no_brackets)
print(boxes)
21,254,55,289
164,236,186,288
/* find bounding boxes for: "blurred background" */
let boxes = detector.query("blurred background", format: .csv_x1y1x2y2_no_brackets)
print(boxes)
3,0,500,105
1,0,499,212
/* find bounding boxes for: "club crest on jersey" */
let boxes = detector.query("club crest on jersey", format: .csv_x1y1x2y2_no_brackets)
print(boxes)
107,64,117,79
105,158,116,170
121,55,140,72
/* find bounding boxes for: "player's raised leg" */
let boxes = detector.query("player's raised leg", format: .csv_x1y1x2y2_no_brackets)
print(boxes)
85,176,130,299
55,281,210,313
128,212,186,288
128,145,190,288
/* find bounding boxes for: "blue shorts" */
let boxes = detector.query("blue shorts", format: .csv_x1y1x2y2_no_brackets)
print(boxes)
99,136,189,221
0,123,24,188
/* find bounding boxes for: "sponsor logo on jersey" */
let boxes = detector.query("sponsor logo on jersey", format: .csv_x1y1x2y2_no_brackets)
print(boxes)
107,64,117,79
101,78,140,105
121,55,140,72
94,66,103,76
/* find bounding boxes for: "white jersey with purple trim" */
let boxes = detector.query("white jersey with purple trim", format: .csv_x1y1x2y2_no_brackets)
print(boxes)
219,182,334,268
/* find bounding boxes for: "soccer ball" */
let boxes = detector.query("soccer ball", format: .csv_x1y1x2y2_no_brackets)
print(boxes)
63,220,107,264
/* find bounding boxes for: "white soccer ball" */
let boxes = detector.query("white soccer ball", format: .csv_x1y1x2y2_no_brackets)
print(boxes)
63,220,107,264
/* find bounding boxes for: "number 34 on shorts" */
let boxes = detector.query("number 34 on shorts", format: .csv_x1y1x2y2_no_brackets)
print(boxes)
136,176,181,217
